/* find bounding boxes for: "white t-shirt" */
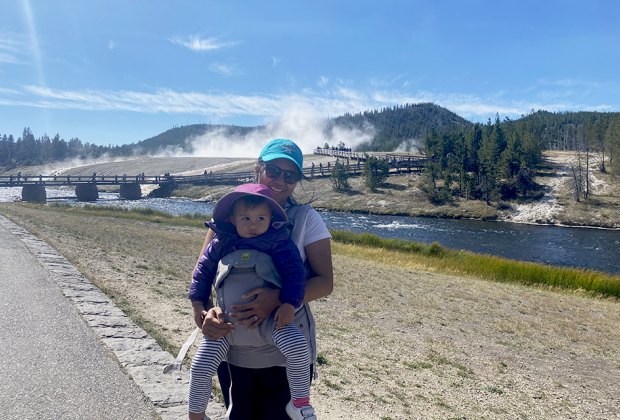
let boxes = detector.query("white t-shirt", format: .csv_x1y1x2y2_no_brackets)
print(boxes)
288,205,332,262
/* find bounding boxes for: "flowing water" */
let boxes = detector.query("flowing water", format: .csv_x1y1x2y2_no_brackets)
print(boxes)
1,187,618,274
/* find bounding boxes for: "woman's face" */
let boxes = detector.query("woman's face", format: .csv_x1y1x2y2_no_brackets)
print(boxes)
256,158,300,205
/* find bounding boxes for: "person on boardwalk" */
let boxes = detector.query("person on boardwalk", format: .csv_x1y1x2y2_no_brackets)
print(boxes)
188,183,315,419
192,138,333,420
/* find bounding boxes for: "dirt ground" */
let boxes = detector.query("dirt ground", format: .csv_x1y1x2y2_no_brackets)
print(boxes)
1,205,618,420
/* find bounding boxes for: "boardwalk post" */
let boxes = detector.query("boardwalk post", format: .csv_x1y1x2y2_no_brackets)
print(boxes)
22,185,46,203
75,184,99,201
119,183,142,199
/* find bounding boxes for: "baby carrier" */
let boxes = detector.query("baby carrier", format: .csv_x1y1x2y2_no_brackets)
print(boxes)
214,204,317,366
214,248,283,346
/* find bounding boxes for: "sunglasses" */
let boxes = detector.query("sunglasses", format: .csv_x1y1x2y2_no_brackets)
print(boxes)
262,163,302,184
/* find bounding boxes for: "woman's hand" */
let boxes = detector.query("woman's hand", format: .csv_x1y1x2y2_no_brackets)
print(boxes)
229,287,281,329
201,306,234,340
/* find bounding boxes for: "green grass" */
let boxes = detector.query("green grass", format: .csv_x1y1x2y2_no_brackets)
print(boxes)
30,202,210,228
330,229,620,299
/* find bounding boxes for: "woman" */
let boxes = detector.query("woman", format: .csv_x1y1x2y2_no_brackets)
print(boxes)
192,138,333,419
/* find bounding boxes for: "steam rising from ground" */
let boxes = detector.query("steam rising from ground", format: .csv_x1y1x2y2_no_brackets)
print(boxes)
187,106,376,158
2,108,378,176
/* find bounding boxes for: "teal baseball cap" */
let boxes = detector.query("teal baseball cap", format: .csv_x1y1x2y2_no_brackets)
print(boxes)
258,138,303,174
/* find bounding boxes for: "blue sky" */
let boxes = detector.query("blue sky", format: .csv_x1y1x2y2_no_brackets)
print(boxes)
1,0,619,151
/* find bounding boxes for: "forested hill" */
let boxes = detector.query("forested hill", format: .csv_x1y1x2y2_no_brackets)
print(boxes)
134,103,470,154
131,106,619,154
505,110,619,151
328,103,473,151
134,124,258,155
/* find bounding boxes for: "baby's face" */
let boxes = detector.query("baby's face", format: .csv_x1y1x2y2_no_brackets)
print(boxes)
230,202,272,238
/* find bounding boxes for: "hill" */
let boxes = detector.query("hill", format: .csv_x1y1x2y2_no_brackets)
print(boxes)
128,103,470,154
134,124,259,155
132,103,472,154
328,103,473,151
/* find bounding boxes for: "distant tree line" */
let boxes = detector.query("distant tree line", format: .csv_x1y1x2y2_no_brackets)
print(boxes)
419,111,620,204
0,127,135,169
330,109,620,204
0,123,262,170
2,106,619,181
422,115,543,204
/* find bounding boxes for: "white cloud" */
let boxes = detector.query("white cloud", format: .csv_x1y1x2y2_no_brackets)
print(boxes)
209,62,237,76
0,34,26,64
0,52,19,64
169,35,237,52
537,78,604,89
107,39,115,50
271,56,280,66
3,81,616,128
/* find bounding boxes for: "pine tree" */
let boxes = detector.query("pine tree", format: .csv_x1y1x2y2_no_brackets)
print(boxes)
331,160,351,191
364,155,389,191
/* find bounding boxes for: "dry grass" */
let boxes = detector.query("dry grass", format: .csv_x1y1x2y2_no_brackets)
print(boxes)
1,203,619,419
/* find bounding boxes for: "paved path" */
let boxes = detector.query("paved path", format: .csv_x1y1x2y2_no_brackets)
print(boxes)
0,215,226,420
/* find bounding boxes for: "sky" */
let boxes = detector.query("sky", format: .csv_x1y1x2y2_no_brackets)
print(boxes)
1,0,619,155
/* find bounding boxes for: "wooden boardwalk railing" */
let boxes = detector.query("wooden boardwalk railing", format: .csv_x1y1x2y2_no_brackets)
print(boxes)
0,150,428,188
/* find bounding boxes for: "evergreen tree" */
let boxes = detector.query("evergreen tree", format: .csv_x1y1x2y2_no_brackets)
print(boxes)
40,134,52,163
51,134,68,161
364,155,389,191
15,127,39,166
476,120,500,203
604,114,620,175
331,160,351,192
0,134,12,166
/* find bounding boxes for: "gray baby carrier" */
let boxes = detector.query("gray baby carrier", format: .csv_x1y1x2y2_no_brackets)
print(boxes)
214,204,317,367
214,249,282,346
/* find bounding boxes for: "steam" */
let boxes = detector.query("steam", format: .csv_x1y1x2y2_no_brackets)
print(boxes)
394,138,424,154
187,105,376,157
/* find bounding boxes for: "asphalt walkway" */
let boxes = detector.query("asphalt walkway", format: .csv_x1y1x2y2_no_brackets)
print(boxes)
0,219,161,419
0,215,227,420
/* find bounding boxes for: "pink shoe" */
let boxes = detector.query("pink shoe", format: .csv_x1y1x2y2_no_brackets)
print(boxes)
285,400,317,420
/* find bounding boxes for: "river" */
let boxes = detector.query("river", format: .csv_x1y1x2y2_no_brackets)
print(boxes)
1,187,618,274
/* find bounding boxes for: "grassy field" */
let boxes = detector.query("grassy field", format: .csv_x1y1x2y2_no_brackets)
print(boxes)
1,203,619,419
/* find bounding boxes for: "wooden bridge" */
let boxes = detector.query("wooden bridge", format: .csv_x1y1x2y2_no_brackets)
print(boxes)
0,150,427,202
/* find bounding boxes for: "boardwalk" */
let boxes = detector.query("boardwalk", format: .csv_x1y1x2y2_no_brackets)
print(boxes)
0,150,428,201
0,153,427,188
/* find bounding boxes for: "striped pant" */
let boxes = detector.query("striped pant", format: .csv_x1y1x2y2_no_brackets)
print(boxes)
188,323,310,414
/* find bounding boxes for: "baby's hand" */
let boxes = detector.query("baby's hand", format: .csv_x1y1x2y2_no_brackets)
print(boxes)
275,303,295,329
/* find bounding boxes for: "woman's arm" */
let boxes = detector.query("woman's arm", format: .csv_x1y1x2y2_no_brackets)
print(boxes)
302,237,334,302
